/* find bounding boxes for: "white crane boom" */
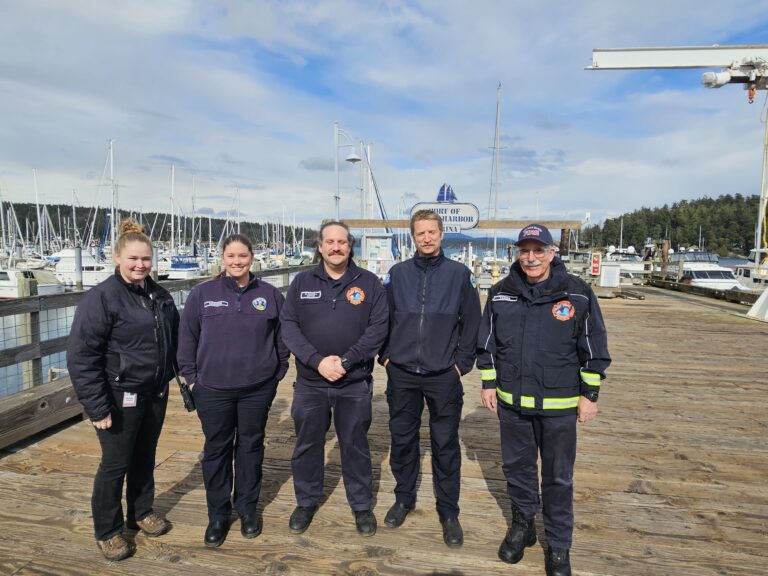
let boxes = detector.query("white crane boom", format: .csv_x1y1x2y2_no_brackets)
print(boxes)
587,45,768,70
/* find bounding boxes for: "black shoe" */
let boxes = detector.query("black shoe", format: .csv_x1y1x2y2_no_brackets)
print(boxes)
354,510,377,537
441,517,464,548
204,519,229,548
288,505,318,534
240,513,262,539
498,507,537,564
384,502,413,528
546,547,572,576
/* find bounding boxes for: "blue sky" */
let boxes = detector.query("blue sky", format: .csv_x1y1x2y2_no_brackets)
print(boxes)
0,0,767,231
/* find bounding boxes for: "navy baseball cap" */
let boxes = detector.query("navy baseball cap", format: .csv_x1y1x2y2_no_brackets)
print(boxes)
515,224,553,246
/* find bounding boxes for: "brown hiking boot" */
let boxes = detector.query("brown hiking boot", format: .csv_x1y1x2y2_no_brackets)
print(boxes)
128,512,171,537
96,534,134,561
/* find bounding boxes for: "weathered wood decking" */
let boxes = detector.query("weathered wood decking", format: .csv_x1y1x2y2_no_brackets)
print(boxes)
0,287,766,575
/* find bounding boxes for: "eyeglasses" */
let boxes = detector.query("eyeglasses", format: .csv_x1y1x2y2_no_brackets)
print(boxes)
517,247,549,258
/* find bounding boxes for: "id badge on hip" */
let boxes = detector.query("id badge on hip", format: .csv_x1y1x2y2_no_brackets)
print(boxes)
122,392,138,408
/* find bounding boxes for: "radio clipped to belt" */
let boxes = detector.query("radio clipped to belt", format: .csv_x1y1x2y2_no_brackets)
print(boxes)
172,365,195,412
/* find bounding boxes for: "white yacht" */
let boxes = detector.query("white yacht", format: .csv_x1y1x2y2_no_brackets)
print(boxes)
605,246,648,284
167,255,203,280
0,265,65,299
728,250,768,292
668,250,742,291
47,248,112,288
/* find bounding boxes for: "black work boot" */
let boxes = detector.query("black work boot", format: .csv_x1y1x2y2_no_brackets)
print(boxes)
545,547,572,576
441,517,464,548
354,510,377,537
288,505,318,534
384,502,413,528
498,506,537,564
204,519,229,548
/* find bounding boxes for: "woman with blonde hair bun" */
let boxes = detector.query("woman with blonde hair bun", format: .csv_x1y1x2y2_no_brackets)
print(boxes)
68,218,180,561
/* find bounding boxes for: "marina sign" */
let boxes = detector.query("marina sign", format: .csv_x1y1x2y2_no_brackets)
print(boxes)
411,202,480,230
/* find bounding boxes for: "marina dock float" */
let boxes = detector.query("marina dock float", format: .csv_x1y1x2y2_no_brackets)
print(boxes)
0,287,766,575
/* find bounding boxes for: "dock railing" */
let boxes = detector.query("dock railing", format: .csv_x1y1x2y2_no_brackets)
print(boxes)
0,266,311,450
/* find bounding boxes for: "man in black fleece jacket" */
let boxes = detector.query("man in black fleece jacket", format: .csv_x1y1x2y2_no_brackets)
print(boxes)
378,209,481,548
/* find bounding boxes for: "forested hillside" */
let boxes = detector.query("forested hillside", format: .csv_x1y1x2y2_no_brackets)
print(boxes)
1,202,318,248
582,194,761,257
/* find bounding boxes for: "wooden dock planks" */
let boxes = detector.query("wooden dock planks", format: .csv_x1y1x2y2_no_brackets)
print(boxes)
0,286,766,575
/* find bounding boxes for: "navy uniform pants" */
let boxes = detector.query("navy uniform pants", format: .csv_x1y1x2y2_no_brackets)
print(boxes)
386,363,464,521
497,405,577,549
291,378,373,511
193,382,277,521
92,387,168,540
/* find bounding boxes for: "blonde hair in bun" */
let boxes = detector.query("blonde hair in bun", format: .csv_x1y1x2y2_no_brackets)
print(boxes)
115,218,152,255
119,219,145,236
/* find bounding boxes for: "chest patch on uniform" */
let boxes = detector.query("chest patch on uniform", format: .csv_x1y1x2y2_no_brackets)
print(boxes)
552,300,575,321
253,297,267,311
300,291,321,299
204,300,229,308
492,294,518,302
346,287,365,305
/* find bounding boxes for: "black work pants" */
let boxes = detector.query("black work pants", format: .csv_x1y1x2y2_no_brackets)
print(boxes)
291,379,373,511
386,363,464,521
92,387,168,540
193,382,277,521
498,405,577,549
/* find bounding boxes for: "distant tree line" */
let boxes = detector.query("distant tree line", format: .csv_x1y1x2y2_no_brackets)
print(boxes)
581,194,762,257
2,202,319,250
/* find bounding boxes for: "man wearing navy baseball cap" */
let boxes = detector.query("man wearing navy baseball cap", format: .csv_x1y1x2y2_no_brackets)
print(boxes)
477,223,611,576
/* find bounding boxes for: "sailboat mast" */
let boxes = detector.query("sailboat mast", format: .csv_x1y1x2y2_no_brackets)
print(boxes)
0,186,6,255
109,139,116,252
72,190,78,246
492,83,501,258
33,169,43,257
192,175,199,252
756,117,768,269
236,188,241,235
170,164,176,255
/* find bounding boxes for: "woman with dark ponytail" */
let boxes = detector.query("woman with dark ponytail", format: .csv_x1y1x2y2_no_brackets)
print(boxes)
178,234,289,548
68,219,179,561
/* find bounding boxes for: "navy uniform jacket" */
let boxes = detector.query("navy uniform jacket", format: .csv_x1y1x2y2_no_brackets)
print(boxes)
280,260,388,386
381,251,481,375
177,273,289,391
476,258,611,416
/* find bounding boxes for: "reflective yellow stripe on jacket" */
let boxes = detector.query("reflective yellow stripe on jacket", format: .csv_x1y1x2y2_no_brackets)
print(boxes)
542,397,580,410
496,387,514,405
496,389,579,411
580,369,601,387
480,369,497,381
520,395,535,408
